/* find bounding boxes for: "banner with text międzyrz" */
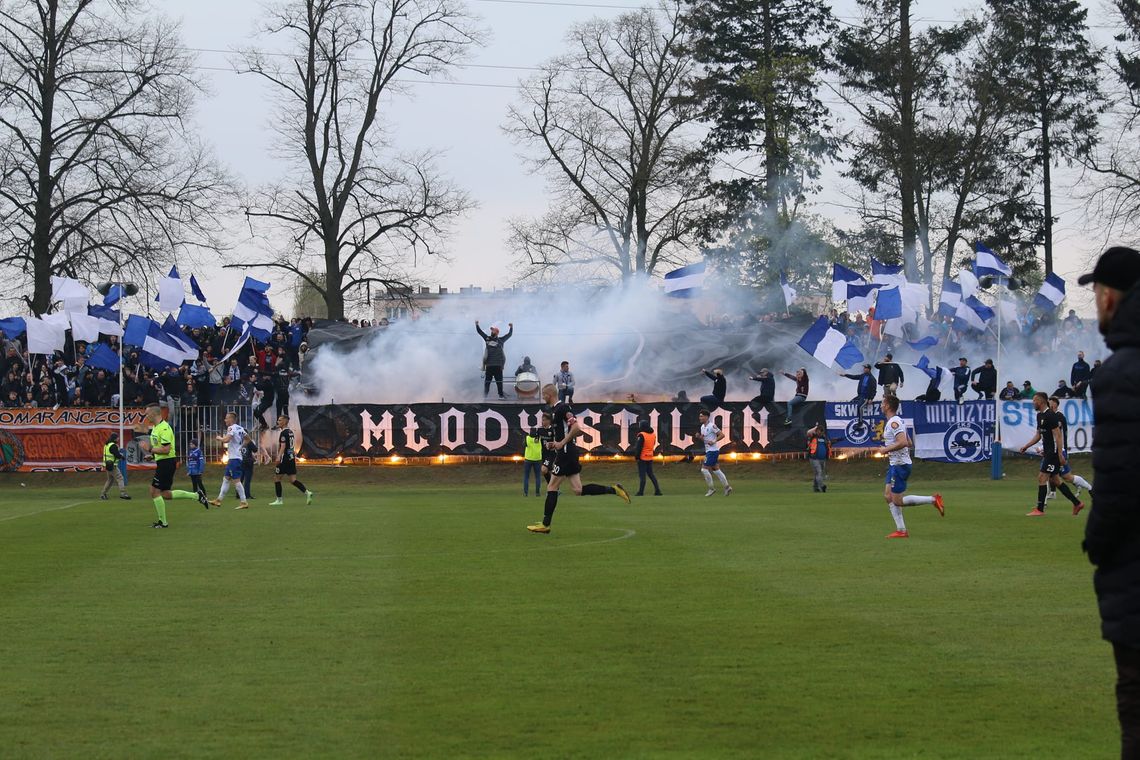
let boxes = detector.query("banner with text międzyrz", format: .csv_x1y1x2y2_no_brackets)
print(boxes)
296,402,828,459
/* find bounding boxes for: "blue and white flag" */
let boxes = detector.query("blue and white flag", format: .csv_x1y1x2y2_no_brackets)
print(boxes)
0,316,26,338
780,272,797,309
954,295,994,332
1034,272,1066,310
871,258,906,285
937,280,962,318
87,343,121,373
138,317,199,370
975,243,1012,279
915,355,940,380
663,262,706,298
846,282,882,313
832,264,865,303
87,304,122,337
123,314,151,348
231,277,274,341
797,316,864,369
70,306,123,343
189,274,208,304
873,285,903,321
177,303,217,330
907,336,939,351
156,266,185,315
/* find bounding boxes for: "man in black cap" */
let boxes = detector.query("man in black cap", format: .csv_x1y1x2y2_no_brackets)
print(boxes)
839,363,877,431
969,358,997,400
1079,246,1140,759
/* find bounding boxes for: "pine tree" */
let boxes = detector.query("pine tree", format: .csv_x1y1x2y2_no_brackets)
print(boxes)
987,0,1103,274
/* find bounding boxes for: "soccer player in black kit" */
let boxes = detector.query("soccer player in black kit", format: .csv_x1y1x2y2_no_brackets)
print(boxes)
269,414,314,506
527,384,630,533
1019,392,1080,515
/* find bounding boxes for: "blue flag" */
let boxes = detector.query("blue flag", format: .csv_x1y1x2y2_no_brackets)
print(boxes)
103,284,124,307
177,303,217,329
231,279,274,340
975,243,1012,278
189,275,208,304
907,336,939,351
663,262,706,298
0,316,27,338
87,343,121,373
874,286,903,321
123,314,153,348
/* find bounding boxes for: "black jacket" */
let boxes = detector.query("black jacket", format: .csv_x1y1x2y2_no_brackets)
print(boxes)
703,370,726,401
874,361,904,387
749,374,775,400
1070,359,1091,387
970,365,997,393
477,325,512,368
1085,283,1140,645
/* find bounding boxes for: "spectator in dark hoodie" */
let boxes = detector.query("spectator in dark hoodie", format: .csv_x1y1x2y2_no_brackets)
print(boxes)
475,320,513,399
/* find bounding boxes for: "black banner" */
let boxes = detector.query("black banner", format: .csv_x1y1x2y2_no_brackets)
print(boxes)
297,401,826,459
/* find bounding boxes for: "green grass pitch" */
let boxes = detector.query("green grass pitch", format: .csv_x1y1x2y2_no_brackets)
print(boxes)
0,458,1115,759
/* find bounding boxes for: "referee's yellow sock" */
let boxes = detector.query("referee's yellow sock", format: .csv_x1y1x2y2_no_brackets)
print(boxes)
152,497,167,524
170,490,197,500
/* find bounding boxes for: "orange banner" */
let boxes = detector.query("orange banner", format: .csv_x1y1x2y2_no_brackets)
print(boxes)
0,408,150,472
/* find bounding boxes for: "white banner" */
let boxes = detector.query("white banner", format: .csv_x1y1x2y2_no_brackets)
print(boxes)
999,398,1094,454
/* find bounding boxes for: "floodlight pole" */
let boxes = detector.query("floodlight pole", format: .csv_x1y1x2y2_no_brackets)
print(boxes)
991,279,1007,480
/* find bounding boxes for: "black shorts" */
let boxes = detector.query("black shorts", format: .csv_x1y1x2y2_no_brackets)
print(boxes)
551,450,582,477
275,459,297,476
152,458,177,491
1040,455,1060,475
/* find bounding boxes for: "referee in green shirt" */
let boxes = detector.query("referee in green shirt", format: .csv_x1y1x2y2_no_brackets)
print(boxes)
140,405,199,528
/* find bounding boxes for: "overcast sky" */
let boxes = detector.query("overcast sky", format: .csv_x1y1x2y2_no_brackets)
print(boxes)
150,0,1120,317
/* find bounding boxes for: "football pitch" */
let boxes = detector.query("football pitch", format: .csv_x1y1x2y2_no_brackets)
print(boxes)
0,458,1115,759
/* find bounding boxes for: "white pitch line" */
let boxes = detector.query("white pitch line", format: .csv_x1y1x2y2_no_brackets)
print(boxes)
110,527,638,566
0,501,88,523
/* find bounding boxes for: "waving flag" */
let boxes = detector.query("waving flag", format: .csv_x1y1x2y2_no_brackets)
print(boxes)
938,280,962,318
51,276,90,314
780,272,797,309
871,258,906,285
177,303,217,329
84,304,123,338
156,266,185,314
915,355,940,380
832,264,864,303
874,286,903,321
0,317,26,338
907,336,939,351
975,243,1012,279
957,268,979,300
954,295,994,332
797,316,864,369
189,274,208,304
103,284,125,307
1034,272,1066,311
25,316,67,355
123,314,152,348
846,282,882,313
138,317,199,370
663,262,706,298
231,277,275,340
87,343,121,373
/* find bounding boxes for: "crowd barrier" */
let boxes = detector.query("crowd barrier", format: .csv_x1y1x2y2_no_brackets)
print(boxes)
0,399,1093,472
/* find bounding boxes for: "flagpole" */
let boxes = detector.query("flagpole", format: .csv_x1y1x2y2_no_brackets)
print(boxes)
992,281,1003,480
117,284,126,485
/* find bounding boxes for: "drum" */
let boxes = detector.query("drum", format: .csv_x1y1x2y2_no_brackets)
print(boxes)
514,371,540,394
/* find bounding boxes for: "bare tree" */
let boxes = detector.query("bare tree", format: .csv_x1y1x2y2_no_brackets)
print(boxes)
235,0,479,320
0,0,230,315
505,0,709,285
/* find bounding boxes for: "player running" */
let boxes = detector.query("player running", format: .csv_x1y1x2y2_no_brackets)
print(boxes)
269,415,314,506
877,395,944,538
696,408,732,496
1019,392,1082,516
527,384,630,534
1048,396,1093,511
211,411,249,510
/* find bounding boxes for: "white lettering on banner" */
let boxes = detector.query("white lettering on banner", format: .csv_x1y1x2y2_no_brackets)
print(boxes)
517,410,542,432
403,409,428,452
710,408,731,442
361,409,394,452
647,410,662,445
670,408,684,448
575,409,601,450
476,409,509,450
742,407,769,448
439,408,465,450
924,403,995,424
613,409,639,452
